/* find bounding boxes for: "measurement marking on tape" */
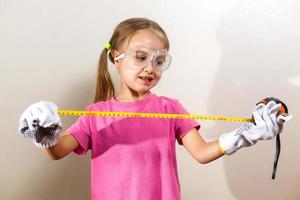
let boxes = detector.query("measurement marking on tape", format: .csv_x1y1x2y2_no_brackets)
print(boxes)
58,110,253,123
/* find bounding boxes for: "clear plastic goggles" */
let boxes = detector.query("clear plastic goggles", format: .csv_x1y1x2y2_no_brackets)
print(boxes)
114,46,172,72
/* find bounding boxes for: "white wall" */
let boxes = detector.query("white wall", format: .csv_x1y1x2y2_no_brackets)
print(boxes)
1,0,299,199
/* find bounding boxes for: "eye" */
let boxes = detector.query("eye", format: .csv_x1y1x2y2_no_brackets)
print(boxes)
155,61,163,65
155,57,166,65
135,54,148,62
136,56,146,61
135,50,149,62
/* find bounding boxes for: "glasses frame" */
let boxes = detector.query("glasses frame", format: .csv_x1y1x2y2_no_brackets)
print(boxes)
113,46,172,72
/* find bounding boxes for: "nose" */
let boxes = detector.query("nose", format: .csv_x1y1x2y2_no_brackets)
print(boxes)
144,60,155,73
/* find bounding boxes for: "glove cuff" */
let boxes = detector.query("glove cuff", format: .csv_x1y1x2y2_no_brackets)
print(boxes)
219,133,239,155
219,124,254,155
217,139,227,155
33,133,60,148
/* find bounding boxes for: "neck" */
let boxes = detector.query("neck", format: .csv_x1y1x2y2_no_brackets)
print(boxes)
115,88,151,102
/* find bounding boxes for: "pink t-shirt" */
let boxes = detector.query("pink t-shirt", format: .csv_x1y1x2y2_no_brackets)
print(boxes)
67,92,200,200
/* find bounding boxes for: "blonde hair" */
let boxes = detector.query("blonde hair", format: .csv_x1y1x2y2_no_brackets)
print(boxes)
94,18,170,103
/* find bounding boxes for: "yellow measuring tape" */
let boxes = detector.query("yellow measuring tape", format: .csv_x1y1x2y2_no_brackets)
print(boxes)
58,110,253,123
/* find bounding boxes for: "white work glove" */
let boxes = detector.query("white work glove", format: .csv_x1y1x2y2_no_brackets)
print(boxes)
18,101,62,148
219,101,292,155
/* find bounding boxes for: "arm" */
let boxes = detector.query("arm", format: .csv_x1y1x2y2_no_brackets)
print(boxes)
182,101,292,163
41,132,79,160
182,128,224,164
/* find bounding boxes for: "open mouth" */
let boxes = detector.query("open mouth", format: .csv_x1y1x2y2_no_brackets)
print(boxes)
139,76,153,82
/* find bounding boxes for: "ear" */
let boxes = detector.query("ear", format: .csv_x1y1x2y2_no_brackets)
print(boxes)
111,49,117,58
111,49,121,68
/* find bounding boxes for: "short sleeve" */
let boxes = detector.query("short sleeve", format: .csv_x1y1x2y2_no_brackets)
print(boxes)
174,99,201,145
67,107,91,155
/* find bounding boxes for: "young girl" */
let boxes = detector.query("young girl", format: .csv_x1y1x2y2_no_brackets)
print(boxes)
19,18,291,200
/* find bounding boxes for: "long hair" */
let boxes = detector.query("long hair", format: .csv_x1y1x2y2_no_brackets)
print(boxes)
94,18,170,103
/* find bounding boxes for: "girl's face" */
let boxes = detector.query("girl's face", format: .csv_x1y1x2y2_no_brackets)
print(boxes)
113,29,167,97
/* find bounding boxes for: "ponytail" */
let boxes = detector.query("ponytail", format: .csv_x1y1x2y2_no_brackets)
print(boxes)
94,47,115,103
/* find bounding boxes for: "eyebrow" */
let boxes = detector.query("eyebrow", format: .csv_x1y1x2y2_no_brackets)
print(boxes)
135,50,148,54
131,45,166,52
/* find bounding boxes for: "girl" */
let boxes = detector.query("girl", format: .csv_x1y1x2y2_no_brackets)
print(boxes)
19,18,291,200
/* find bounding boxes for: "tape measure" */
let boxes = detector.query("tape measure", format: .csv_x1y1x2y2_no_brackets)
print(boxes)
58,110,253,123
58,97,288,180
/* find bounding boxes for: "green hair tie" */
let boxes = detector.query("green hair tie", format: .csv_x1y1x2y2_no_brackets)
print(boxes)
105,42,112,50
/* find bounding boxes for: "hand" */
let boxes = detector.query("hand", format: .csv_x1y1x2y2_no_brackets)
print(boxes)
18,101,63,148
243,100,292,144
219,101,292,155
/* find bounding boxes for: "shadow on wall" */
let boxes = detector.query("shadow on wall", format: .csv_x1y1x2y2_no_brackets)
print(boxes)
207,1,300,199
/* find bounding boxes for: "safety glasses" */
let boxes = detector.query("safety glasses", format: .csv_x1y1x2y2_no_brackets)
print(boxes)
114,46,172,72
